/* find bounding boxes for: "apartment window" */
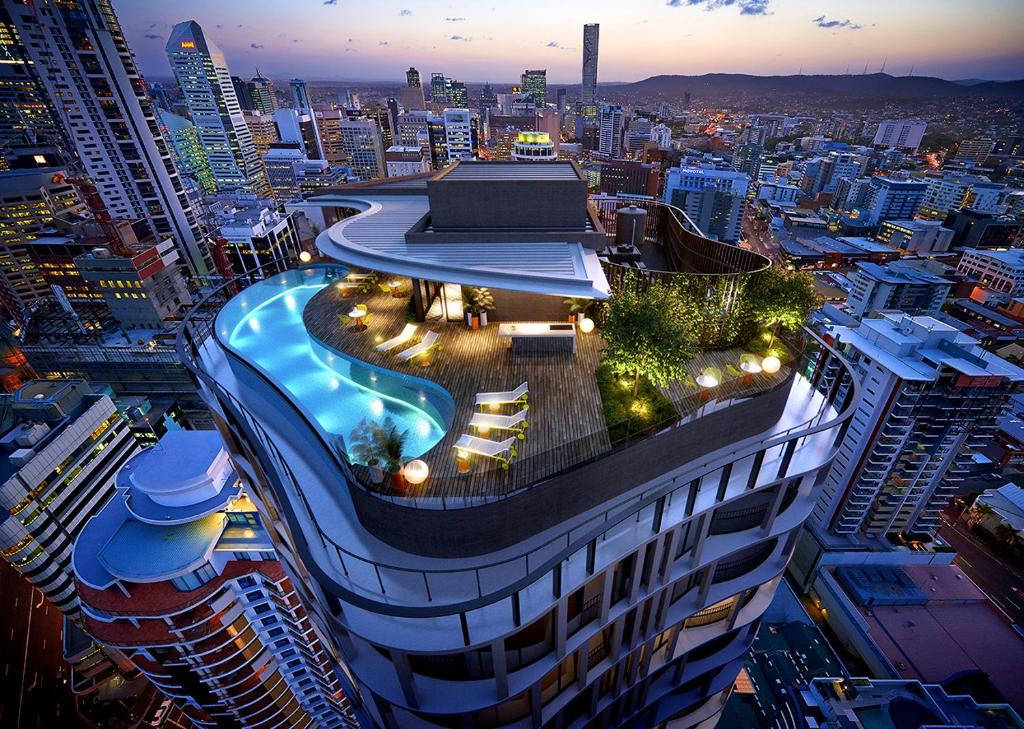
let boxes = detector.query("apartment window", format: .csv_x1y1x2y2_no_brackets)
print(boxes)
540,653,578,706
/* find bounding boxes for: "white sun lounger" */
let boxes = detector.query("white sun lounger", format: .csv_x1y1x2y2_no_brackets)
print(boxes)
475,381,528,408
453,434,517,467
375,323,418,352
397,330,438,361
469,409,529,436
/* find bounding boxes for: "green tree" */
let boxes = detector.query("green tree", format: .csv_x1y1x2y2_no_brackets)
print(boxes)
601,279,699,397
744,268,818,348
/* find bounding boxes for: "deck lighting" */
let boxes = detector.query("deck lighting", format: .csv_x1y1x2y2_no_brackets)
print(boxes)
299,250,312,263
762,355,781,374
578,316,595,333
696,367,721,388
739,354,762,374
403,459,429,485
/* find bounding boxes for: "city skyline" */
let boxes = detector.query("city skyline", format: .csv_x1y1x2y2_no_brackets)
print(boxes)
117,0,1024,83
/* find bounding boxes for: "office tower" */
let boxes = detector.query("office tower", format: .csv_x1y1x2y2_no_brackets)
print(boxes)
581,23,600,115
181,159,856,728
428,109,478,167
810,151,866,195
0,6,62,152
663,164,749,243
75,242,194,330
72,430,355,727
0,167,85,324
480,82,498,110
598,104,624,157
385,145,431,176
264,144,346,202
232,74,255,111
315,109,349,165
650,123,672,150
447,80,469,109
875,219,954,254
243,109,281,155
732,143,763,180
521,69,548,107
918,174,1006,219
368,106,395,149
158,110,216,195
250,70,278,114
0,379,140,618
943,208,1023,249
871,119,926,153
430,72,447,105
599,159,659,197
556,87,567,112
861,177,927,225
166,22,271,198
337,117,385,180
845,261,953,319
955,138,995,164
9,0,211,277
813,313,1024,540
290,78,324,160
510,131,557,161
339,88,361,111
386,97,401,146
400,67,426,111
625,116,653,155
957,248,1024,296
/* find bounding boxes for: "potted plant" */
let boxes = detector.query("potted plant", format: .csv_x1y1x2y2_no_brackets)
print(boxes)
461,285,477,329
348,417,409,490
563,297,591,324
471,287,495,327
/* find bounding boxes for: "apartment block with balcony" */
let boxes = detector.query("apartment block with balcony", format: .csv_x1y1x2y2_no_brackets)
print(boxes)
179,160,858,729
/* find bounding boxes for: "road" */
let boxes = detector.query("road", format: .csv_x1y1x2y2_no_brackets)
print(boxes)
0,561,81,729
741,209,779,261
940,514,1024,626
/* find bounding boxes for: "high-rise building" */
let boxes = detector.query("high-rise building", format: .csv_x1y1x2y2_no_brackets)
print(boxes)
430,72,448,105
447,81,469,109
599,159,660,197
650,123,672,150
167,22,270,198
72,429,355,727
290,78,324,160
0,379,140,618
598,104,624,157
581,23,600,115
0,6,63,152
243,110,281,156
337,117,385,181
9,0,211,277
427,109,478,167
845,261,953,319
183,161,856,729
625,116,653,155
918,174,1005,219
813,313,1024,540
872,119,926,153
400,67,426,111
158,110,216,195
231,74,255,111
510,131,557,161
861,177,928,225
250,71,278,114
0,167,85,324
521,69,548,108
663,164,749,243
957,247,1024,296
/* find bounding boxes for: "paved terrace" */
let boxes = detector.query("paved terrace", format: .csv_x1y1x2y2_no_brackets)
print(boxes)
303,281,791,500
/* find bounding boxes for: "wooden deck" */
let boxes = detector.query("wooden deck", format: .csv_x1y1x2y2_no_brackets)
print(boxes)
303,282,611,499
302,280,792,501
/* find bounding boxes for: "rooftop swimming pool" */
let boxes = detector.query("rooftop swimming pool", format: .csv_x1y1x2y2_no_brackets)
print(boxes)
216,267,451,463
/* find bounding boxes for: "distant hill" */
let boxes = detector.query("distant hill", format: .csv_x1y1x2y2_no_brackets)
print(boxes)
612,73,1024,100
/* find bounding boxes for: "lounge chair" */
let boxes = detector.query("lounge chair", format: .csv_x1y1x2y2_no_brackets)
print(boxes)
475,381,529,409
469,409,528,438
376,323,418,352
397,330,439,361
453,434,517,469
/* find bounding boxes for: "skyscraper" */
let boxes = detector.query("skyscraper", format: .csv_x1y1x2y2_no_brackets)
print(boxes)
581,23,600,116
0,6,63,152
598,103,624,157
250,70,278,114
290,78,324,160
400,66,426,111
336,117,385,180
406,66,422,88
8,0,211,277
521,69,548,107
430,72,448,105
166,22,271,198
158,110,216,195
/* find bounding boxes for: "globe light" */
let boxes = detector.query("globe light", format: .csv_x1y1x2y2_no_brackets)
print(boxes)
762,355,782,374
696,367,721,388
739,353,763,374
403,459,429,485
578,316,595,333
298,250,312,263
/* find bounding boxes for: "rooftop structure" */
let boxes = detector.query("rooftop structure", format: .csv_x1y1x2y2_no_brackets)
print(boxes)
846,260,952,319
179,159,858,728
957,248,1024,296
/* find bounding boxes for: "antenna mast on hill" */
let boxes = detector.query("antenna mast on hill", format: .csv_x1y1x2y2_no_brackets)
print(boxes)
880,56,887,74
908,65,914,77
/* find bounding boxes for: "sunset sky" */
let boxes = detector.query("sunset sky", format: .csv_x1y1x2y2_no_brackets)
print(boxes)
115,0,1024,83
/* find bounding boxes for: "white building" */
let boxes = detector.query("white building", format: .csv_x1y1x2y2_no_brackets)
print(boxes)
919,174,1006,218
813,313,1024,539
875,219,954,254
0,380,139,618
650,123,672,150
385,145,431,177
663,165,750,242
957,248,1024,296
440,109,477,162
756,181,801,207
845,261,953,319
598,104,624,157
166,22,270,198
338,118,386,181
9,1,211,276
872,119,927,153
510,132,558,162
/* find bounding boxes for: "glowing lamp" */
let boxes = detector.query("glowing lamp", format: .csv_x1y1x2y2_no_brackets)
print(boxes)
403,459,429,485
298,250,312,263
696,367,721,388
739,354,762,374
762,355,781,374
578,316,595,333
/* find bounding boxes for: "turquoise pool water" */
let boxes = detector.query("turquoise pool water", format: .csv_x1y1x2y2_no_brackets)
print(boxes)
217,267,451,463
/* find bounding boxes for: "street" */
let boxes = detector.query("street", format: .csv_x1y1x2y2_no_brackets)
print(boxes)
0,561,81,729
940,514,1024,626
741,208,779,261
